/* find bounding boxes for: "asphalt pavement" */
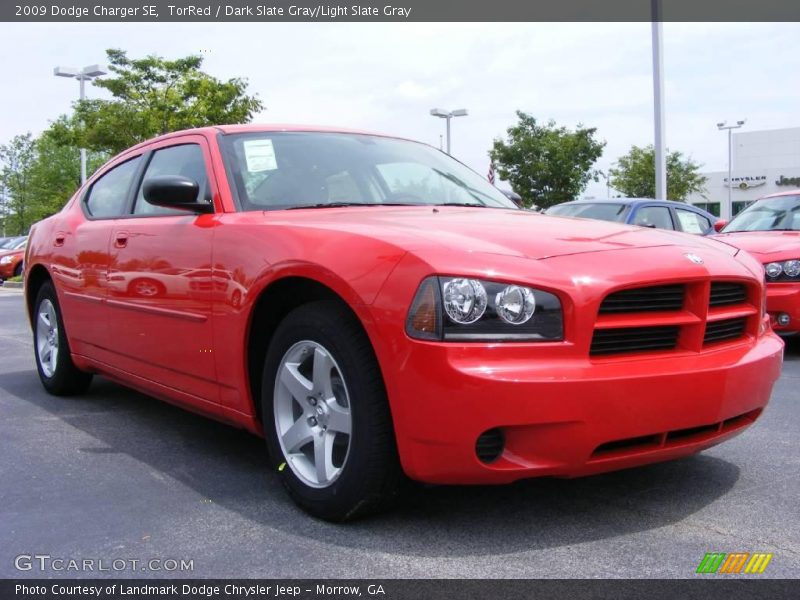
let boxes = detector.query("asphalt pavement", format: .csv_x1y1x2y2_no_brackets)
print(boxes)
0,287,798,578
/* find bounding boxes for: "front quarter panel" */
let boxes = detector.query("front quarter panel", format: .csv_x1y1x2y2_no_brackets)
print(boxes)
210,212,408,417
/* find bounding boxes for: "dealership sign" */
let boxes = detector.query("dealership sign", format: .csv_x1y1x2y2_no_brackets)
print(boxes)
724,175,767,190
776,175,800,187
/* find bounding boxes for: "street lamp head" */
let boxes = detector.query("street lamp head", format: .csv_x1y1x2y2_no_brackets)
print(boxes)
54,66,80,78
82,64,107,78
430,108,449,118
716,121,726,129
451,109,468,117
736,119,746,126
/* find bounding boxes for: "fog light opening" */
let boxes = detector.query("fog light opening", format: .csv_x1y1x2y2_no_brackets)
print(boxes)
776,313,791,327
475,428,505,464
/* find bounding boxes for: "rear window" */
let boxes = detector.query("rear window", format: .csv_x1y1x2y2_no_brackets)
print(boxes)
546,203,630,222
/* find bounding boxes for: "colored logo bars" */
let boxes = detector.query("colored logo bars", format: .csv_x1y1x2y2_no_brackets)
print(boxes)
696,552,773,574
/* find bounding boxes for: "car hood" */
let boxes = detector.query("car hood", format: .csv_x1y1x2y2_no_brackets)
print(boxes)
274,206,737,260
714,231,800,258
0,248,23,259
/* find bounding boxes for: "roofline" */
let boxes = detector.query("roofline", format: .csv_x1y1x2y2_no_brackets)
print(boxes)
760,189,800,199
110,123,425,163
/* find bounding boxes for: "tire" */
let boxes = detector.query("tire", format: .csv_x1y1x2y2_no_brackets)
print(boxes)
262,300,402,521
13,262,23,278
33,281,93,396
128,278,165,298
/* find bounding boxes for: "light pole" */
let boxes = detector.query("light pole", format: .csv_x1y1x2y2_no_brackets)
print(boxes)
430,108,468,155
651,0,667,200
717,119,746,220
54,64,107,184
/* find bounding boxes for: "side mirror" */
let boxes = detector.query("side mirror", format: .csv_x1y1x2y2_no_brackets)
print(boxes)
713,219,728,233
142,175,213,213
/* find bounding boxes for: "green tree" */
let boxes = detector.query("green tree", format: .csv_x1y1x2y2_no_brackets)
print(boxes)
0,127,106,234
609,145,707,200
52,48,264,155
0,133,36,235
489,111,605,208
27,129,107,222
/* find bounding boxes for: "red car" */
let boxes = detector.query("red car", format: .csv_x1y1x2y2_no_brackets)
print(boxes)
24,125,784,520
715,190,800,336
0,236,27,281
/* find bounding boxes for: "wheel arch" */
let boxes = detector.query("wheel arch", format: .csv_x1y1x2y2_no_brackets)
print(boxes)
25,263,53,326
245,275,384,425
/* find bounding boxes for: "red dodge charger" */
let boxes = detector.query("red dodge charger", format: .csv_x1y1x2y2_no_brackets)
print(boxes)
24,125,784,520
714,190,800,336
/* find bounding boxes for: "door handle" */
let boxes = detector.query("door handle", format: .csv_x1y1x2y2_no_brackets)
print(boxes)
114,233,129,248
54,234,66,247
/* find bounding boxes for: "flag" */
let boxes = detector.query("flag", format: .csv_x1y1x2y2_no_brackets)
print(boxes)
488,162,495,185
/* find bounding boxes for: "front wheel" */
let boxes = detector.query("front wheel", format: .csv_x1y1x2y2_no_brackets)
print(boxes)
33,281,93,396
262,301,402,521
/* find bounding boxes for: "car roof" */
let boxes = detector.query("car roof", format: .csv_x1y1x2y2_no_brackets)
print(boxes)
121,124,413,156
555,198,701,208
759,189,800,200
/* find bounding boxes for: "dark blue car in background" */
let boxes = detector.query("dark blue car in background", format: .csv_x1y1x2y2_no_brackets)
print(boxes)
545,198,724,235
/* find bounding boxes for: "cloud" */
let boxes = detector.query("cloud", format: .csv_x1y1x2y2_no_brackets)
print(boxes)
1,21,798,199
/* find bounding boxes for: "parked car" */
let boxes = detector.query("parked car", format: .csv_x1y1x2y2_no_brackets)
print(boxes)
0,235,26,250
545,198,723,235
25,126,783,520
0,236,27,281
714,190,800,336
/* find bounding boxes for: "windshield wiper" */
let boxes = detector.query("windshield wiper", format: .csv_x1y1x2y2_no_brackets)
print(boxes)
437,202,486,207
284,202,420,210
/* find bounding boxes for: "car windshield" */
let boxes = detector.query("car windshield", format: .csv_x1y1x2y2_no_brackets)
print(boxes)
220,132,517,211
545,202,630,222
723,195,800,232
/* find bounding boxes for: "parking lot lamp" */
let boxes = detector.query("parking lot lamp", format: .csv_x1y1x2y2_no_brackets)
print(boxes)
53,64,107,184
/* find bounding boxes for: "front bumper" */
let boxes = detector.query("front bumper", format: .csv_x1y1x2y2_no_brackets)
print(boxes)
766,282,800,334
387,333,784,484
0,263,15,279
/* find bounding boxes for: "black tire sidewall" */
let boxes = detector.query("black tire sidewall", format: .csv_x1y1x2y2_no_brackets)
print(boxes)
33,281,89,394
261,302,391,519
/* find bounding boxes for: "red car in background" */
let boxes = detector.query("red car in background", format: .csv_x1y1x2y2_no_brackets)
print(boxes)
24,125,784,520
0,236,27,281
715,190,800,336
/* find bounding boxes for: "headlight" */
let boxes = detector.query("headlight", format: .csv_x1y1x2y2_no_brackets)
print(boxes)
406,276,563,342
442,278,487,324
0,256,12,265
765,259,800,281
785,259,800,278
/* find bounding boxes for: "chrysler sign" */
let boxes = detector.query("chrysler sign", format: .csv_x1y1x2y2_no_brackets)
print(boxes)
724,175,767,189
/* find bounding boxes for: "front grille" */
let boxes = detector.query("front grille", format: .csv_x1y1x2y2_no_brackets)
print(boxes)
709,282,747,307
704,317,747,345
590,325,680,355
599,284,685,314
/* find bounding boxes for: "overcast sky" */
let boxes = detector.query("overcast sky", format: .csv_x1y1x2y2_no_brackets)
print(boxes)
0,22,798,197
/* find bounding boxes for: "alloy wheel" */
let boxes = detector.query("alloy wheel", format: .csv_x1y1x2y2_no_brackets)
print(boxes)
273,340,352,488
36,299,59,378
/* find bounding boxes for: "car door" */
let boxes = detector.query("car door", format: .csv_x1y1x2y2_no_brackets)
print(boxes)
105,137,220,403
631,205,676,230
53,154,144,356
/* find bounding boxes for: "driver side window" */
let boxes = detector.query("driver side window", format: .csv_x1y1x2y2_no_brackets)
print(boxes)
134,144,209,216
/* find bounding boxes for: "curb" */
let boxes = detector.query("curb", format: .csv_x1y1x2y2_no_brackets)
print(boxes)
0,281,23,290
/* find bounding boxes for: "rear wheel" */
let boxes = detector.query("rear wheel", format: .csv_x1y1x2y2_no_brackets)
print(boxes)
262,301,402,521
33,281,93,396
